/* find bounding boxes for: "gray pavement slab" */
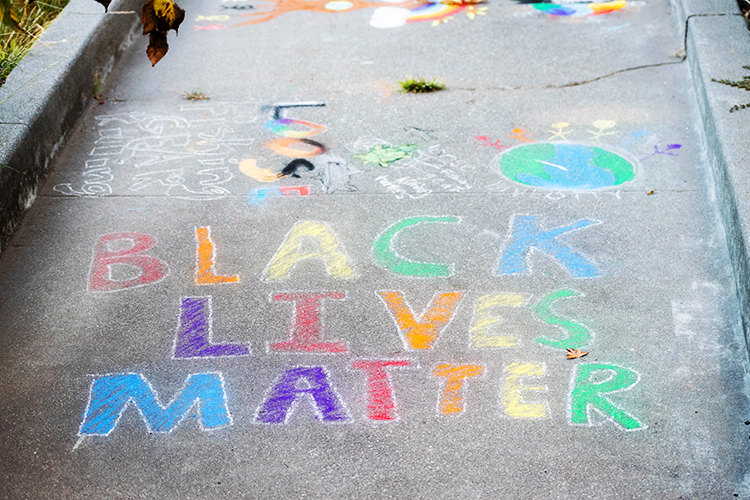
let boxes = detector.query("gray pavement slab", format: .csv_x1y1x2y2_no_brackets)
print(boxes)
2,0,750,498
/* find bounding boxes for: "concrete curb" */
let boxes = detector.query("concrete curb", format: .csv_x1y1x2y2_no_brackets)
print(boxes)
0,0,141,252
672,0,750,353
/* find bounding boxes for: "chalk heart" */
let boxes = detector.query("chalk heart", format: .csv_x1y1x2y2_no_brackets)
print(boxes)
370,6,410,28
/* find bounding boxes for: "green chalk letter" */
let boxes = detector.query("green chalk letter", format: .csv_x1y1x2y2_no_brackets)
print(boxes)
533,289,590,350
372,216,459,277
569,364,644,431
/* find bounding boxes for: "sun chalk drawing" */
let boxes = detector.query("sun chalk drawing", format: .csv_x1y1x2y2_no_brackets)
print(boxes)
533,289,592,350
254,366,350,424
372,216,460,277
195,226,240,285
433,364,484,415
77,372,231,443
262,221,359,281
88,232,169,292
269,292,348,353
174,297,251,358
497,143,635,191
497,215,602,278
351,359,412,421
353,144,417,168
503,363,549,419
469,293,531,349
378,291,464,350
569,364,644,430
247,185,311,206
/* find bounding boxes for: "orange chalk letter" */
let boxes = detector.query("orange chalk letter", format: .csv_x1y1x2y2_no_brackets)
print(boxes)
378,291,464,350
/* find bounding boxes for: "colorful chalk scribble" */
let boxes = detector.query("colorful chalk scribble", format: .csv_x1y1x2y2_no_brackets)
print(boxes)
370,2,487,28
519,0,626,17
497,143,635,190
353,144,417,168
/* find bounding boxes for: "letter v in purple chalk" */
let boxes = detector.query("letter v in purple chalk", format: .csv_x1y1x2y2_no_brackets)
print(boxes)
173,296,251,358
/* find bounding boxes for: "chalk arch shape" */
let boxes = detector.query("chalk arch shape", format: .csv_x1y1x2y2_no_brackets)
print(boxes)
495,142,636,191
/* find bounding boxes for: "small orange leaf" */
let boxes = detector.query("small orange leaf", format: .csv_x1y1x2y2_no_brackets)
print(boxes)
566,348,589,359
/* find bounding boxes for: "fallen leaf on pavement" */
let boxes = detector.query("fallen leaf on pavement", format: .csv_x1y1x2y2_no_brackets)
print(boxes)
566,348,589,359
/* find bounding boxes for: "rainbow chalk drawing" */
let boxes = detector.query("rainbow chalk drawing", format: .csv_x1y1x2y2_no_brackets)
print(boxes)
352,359,413,421
77,373,231,442
569,364,644,430
530,0,626,17
269,292,348,353
497,215,602,278
263,221,359,281
503,363,549,419
533,289,592,350
372,216,460,277
195,226,240,285
88,232,169,292
370,2,487,28
378,291,464,350
173,297,251,359
469,293,531,349
497,142,635,190
433,364,484,415
255,366,350,424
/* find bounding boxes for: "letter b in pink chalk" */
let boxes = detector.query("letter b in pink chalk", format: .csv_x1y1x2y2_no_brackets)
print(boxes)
88,233,168,292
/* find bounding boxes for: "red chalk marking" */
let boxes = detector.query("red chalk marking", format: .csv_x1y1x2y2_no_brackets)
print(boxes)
88,233,168,292
270,292,348,353
351,360,411,421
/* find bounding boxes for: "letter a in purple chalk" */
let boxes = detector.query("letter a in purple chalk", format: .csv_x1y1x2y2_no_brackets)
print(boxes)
255,366,349,424
173,296,251,358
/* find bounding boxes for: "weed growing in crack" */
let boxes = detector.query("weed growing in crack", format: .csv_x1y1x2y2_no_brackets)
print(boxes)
398,77,445,94
712,65,750,112
184,90,210,101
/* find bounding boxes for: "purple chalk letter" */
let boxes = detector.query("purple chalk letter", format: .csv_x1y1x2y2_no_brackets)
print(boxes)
173,296,251,358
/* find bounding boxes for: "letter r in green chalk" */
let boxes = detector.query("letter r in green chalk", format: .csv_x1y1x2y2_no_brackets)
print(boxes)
569,364,644,431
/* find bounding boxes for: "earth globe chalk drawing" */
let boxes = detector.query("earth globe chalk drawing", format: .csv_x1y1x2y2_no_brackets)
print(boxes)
496,142,636,191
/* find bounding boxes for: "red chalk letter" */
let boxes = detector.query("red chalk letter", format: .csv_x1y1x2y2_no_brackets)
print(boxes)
88,232,168,292
270,292,348,353
351,360,412,421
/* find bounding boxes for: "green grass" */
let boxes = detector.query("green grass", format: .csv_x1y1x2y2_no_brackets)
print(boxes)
398,77,445,94
0,0,70,86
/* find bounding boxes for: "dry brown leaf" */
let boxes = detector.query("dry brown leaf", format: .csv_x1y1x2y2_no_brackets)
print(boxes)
146,32,169,67
566,348,589,359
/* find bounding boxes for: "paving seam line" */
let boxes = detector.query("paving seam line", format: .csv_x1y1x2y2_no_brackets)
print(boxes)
672,0,750,359
0,0,142,252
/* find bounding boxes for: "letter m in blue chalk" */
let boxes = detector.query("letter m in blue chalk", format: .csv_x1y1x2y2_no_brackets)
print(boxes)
497,215,601,278
78,373,232,436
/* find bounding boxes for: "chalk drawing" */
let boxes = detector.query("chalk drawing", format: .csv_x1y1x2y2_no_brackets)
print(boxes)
265,138,327,158
196,15,230,21
195,226,240,285
533,289,592,350
475,136,508,151
236,0,414,26
353,144,417,168
254,366,350,424
547,122,572,141
264,118,326,138
497,143,635,190
247,185,311,206
589,120,617,140
314,154,360,194
433,364,484,415
239,159,284,182
521,1,626,17
53,158,113,197
502,362,549,419
569,363,645,430
639,144,682,161
269,292,348,353
351,359,412,421
469,293,531,349
174,297,251,358
496,215,602,278
378,291,464,350
194,24,227,30
619,130,649,151
129,167,233,200
88,232,169,292
372,216,460,277
508,127,534,144
263,221,359,281
370,2,487,28
282,159,316,177
77,372,231,441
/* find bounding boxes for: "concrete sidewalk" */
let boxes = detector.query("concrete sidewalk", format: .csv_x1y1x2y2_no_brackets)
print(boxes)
1,0,750,497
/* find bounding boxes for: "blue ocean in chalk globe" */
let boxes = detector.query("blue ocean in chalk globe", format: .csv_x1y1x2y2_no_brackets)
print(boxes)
497,143,635,190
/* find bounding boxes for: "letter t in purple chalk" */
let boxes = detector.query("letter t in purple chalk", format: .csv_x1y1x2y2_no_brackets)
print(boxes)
173,296,251,358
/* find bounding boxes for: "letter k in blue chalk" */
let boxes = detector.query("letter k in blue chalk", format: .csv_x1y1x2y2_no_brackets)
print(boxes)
497,215,601,278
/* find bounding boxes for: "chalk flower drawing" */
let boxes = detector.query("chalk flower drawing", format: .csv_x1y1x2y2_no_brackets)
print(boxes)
353,144,417,168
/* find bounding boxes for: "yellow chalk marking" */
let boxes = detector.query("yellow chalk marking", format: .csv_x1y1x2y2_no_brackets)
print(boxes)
502,362,548,419
239,158,284,183
469,294,529,348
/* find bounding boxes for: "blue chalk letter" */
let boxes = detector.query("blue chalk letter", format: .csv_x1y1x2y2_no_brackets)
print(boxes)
255,366,349,424
497,215,601,278
79,372,232,436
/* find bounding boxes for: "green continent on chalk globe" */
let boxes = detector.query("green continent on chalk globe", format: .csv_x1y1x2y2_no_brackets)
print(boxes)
497,142,634,190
